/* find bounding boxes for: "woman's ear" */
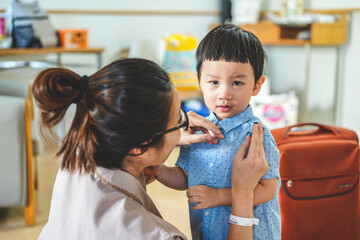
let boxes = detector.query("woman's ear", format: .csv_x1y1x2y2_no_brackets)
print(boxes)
128,146,152,162
128,146,158,167
252,75,265,96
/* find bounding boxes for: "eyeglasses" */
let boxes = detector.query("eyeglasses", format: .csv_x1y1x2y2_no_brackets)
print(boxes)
152,107,189,139
129,107,189,155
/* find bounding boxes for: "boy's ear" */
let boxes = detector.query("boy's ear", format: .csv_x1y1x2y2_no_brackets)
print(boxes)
252,75,265,96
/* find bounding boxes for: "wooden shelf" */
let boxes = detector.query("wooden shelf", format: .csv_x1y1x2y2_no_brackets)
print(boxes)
0,47,104,69
0,47,104,55
212,10,348,46
241,13,346,46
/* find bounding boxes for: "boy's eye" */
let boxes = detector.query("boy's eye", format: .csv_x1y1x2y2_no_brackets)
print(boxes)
232,81,242,86
210,81,219,85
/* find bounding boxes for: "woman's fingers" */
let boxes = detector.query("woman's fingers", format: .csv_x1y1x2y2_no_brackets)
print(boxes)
182,132,218,145
232,123,269,194
250,123,268,174
258,123,264,157
187,111,224,139
179,111,224,145
234,135,250,160
247,123,260,159
257,124,269,174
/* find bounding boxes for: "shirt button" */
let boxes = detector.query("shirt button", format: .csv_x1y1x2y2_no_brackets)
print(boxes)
205,211,210,216
216,123,221,128
209,163,214,168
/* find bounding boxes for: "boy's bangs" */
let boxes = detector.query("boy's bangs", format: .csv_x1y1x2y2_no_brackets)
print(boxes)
201,34,250,64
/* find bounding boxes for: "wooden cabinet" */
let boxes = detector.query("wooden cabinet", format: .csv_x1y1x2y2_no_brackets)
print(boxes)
310,15,347,45
213,11,348,46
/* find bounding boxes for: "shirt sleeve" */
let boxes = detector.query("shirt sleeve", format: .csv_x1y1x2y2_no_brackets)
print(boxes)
175,145,190,173
262,129,280,180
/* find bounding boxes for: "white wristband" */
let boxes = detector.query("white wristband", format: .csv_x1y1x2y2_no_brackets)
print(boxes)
229,214,259,226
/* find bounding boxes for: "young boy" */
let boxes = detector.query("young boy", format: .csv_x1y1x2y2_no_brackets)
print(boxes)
153,24,280,240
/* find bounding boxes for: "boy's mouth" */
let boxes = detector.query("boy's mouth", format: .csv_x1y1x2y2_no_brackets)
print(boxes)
218,105,231,112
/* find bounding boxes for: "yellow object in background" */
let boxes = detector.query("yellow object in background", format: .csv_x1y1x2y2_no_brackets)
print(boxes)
163,34,199,91
164,34,197,51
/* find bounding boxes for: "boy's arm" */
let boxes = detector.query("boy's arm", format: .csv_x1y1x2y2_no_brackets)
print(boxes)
187,178,278,209
253,178,278,206
154,164,188,190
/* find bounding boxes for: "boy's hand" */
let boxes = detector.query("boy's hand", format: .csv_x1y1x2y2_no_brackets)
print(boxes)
186,185,221,210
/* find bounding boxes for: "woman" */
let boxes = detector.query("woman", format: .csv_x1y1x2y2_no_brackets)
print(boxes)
33,58,268,240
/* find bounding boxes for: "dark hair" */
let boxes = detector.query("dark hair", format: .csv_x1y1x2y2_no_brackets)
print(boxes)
196,23,267,83
32,58,173,173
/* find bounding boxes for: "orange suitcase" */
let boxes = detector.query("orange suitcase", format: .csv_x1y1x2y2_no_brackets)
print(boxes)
271,123,360,240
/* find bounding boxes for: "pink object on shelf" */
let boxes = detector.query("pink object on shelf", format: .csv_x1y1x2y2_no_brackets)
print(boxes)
0,18,5,36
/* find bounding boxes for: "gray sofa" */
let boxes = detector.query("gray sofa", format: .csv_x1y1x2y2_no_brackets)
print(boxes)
0,95,35,226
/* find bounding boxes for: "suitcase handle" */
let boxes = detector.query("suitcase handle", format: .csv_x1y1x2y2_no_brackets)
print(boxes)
284,123,340,140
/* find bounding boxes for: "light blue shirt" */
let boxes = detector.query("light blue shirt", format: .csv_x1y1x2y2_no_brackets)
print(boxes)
176,105,281,240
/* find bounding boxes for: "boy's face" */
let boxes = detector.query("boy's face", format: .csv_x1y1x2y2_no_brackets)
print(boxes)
199,60,264,121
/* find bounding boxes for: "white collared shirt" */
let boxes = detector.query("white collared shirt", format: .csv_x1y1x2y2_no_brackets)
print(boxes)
38,167,186,240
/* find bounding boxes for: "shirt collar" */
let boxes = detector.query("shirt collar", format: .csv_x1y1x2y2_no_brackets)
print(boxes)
95,167,161,217
208,105,254,133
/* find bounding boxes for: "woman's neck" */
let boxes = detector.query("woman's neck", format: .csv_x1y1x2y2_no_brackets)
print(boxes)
120,157,144,178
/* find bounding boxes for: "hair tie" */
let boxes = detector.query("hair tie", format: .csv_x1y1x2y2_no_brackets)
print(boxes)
74,75,89,103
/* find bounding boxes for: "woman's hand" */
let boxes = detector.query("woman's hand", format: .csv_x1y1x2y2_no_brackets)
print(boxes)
178,111,224,145
227,123,269,240
232,123,268,195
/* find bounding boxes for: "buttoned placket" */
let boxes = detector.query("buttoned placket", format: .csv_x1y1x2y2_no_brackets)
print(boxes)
203,122,224,239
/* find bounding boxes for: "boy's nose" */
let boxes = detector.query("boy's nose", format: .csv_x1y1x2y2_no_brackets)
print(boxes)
219,86,232,100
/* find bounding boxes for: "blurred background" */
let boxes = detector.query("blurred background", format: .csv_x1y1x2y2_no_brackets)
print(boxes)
0,0,359,239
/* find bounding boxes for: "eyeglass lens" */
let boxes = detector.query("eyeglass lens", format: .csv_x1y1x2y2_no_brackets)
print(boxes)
180,108,188,130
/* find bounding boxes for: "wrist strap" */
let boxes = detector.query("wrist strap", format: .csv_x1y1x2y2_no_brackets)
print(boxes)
229,214,259,226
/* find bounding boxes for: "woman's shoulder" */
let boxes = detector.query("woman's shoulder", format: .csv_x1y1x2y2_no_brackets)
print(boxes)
93,168,188,239
114,198,187,240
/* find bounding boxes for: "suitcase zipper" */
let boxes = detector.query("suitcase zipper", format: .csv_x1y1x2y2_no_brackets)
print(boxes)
287,180,292,187
338,183,353,188
286,180,354,189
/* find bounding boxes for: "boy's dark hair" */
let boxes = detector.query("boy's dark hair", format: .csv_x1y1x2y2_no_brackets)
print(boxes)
196,24,267,84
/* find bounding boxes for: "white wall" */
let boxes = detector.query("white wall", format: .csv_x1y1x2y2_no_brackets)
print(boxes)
0,0,220,68
263,0,360,10
33,0,220,11
340,12,360,135
263,1,360,135
1,0,359,135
